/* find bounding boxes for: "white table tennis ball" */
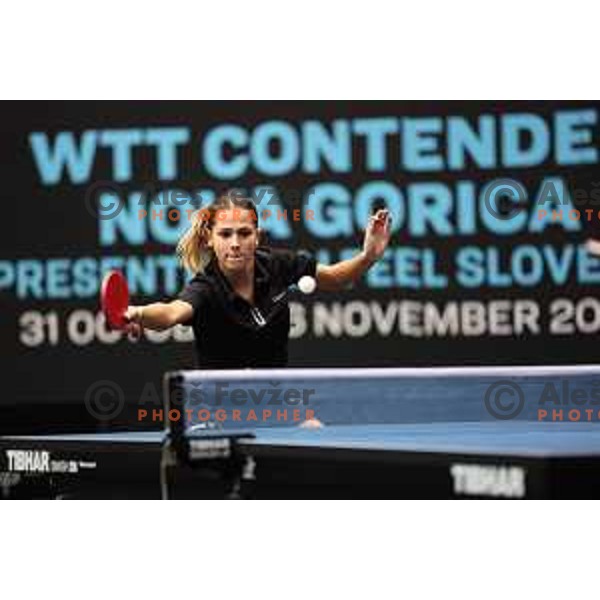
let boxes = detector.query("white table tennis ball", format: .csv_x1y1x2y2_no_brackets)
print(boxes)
298,275,317,294
585,238,600,256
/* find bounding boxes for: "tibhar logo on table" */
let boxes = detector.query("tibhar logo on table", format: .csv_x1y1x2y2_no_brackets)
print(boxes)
5,450,50,473
484,379,600,421
3,450,95,474
450,464,526,499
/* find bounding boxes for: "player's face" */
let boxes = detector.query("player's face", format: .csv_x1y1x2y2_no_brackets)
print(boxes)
209,209,259,274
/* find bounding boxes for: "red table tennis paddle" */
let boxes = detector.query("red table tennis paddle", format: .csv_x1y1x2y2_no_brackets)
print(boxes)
101,270,129,330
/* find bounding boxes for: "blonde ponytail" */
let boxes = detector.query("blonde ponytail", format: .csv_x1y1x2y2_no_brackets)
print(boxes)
176,210,212,274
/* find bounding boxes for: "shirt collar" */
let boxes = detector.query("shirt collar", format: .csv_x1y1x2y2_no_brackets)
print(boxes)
206,251,270,302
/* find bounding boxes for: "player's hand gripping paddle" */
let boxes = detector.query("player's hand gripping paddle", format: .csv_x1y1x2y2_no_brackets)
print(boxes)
101,270,130,330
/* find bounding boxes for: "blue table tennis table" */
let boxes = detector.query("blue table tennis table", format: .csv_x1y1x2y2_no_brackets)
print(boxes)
2,366,600,499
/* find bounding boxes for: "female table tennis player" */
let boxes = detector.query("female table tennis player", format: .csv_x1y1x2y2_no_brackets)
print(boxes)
124,193,391,369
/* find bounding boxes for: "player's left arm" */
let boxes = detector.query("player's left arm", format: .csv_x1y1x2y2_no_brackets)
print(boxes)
316,209,392,291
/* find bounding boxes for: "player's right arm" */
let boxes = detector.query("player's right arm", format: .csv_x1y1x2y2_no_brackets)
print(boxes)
124,300,193,332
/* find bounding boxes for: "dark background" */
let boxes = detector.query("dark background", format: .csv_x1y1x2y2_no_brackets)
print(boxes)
2,101,599,432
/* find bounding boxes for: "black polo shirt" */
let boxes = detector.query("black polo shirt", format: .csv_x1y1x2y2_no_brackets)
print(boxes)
178,247,317,369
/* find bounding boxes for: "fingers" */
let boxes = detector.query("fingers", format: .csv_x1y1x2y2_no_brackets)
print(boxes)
299,418,324,429
125,322,142,342
371,208,390,223
369,209,391,233
125,322,141,335
124,306,141,324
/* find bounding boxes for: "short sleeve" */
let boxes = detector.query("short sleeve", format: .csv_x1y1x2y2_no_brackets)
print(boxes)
177,276,212,325
273,249,317,286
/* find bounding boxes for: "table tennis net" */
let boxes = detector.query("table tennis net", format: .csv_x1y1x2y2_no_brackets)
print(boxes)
163,366,600,433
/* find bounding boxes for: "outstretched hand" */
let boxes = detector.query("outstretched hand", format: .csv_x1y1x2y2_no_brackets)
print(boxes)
123,306,144,339
363,209,392,261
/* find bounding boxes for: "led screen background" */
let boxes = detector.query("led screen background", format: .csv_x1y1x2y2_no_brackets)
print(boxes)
1,101,599,429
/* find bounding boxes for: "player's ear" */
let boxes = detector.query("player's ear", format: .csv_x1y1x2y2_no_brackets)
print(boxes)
256,227,262,245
